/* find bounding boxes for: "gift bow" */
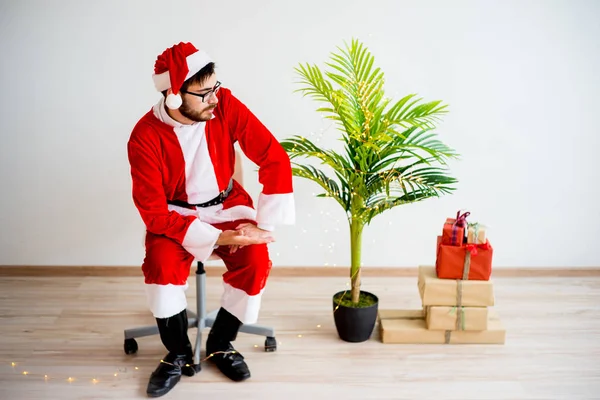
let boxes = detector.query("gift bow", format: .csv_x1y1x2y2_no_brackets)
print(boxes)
463,241,490,279
453,211,470,227
466,244,478,256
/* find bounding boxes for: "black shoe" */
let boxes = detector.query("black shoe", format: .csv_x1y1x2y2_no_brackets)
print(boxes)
148,309,201,396
181,354,202,377
146,355,185,398
206,341,251,382
206,307,251,382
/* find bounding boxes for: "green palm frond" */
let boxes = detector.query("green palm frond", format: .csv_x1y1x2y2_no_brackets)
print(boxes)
282,37,460,227
291,164,350,210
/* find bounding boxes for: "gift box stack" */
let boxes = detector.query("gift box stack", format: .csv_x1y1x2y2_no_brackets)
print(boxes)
379,211,506,344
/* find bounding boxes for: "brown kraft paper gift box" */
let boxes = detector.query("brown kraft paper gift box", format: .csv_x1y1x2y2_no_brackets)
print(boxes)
467,222,487,244
425,305,489,331
378,309,505,344
418,266,495,307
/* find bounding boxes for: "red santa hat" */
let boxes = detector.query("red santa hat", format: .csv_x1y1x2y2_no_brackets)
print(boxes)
152,42,213,110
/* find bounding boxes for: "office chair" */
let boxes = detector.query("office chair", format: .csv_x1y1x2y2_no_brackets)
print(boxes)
123,151,277,365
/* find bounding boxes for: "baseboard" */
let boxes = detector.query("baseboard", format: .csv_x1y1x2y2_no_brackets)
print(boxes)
0,265,599,277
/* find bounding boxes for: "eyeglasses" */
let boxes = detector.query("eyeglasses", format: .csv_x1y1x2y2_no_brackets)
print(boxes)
181,81,222,103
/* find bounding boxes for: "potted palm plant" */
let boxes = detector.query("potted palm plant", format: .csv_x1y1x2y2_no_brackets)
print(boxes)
280,38,459,342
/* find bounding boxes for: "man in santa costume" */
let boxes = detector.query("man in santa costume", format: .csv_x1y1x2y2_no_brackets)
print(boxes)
127,42,295,397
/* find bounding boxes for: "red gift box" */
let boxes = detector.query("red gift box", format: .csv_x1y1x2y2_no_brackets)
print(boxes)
436,235,493,280
441,211,470,246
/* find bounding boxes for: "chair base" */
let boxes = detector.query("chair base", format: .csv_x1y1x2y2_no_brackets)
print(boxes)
123,262,277,364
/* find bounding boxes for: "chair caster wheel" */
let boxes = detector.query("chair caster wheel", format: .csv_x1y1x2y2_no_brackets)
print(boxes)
124,338,138,355
265,336,277,352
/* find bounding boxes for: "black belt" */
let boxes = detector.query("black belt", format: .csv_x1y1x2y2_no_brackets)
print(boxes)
168,179,233,208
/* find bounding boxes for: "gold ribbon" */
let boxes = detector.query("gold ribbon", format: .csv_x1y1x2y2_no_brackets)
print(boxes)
445,268,468,343
462,250,471,280
444,330,452,344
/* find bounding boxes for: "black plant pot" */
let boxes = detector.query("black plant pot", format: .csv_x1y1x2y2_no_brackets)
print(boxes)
332,290,379,343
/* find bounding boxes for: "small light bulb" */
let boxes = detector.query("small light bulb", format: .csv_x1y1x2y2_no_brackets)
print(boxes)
11,362,16,367
254,344,258,348
114,373,118,377
135,367,139,370
317,325,321,328
22,371,28,375
298,334,302,338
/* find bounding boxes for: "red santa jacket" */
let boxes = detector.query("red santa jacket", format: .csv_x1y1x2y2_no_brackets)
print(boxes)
127,87,295,262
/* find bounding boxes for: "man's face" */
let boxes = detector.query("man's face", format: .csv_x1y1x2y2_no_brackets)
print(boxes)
179,74,220,122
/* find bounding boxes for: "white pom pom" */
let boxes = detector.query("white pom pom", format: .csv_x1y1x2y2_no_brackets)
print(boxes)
165,93,182,109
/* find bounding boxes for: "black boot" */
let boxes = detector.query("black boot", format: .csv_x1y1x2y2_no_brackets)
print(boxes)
146,309,201,398
206,307,251,382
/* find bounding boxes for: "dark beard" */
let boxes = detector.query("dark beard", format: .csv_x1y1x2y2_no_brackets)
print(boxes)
179,102,216,122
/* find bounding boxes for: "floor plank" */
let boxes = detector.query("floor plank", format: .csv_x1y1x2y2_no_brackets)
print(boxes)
0,275,599,399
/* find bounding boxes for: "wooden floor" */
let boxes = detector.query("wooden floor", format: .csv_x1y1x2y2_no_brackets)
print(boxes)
1,274,599,400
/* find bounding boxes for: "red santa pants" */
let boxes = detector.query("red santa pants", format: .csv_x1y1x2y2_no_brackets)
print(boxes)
142,219,272,324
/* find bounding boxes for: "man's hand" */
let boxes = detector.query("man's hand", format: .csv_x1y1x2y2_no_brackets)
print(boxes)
235,223,274,241
216,224,275,253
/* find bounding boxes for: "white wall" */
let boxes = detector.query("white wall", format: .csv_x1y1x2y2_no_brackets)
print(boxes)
0,0,598,268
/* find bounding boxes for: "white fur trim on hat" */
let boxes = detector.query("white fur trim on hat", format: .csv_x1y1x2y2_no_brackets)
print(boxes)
165,93,183,109
152,50,213,92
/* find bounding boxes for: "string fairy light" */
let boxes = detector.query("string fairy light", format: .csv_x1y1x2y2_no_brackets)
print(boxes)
7,349,240,386
7,362,132,386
